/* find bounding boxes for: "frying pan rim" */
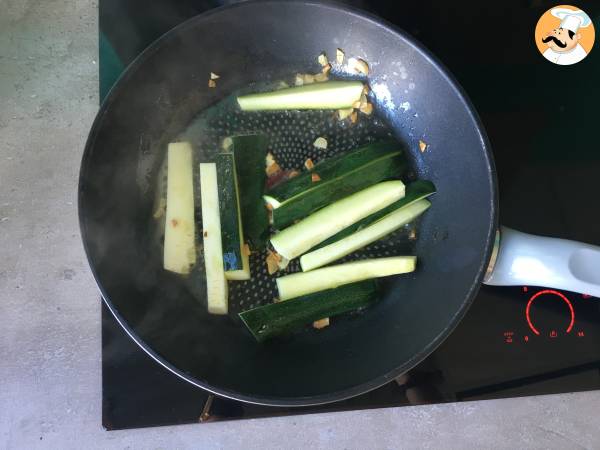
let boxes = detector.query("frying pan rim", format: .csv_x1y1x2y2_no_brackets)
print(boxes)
79,0,499,406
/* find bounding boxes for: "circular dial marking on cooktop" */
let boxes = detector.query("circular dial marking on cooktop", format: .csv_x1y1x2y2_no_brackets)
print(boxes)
526,289,575,336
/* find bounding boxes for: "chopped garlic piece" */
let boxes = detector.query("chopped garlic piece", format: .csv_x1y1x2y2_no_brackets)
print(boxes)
153,197,167,219
266,161,281,176
210,72,220,80
359,93,368,108
311,173,321,182
318,52,329,67
222,137,233,150
208,79,216,88
303,73,315,84
350,111,358,124
313,137,328,149
304,158,315,170
338,108,354,120
322,63,331,75
360,102,373,115
313,318,330,329
295,73,304,86
348,57,369,75
266,152,282,176
266,250,281,275
336,48,345,64
419,140,427,152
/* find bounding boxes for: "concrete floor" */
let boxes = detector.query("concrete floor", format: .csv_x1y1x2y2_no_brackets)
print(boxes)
1,1,600,448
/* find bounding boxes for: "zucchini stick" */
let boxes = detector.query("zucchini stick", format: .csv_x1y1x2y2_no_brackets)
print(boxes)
226,135,270,249
237,81,364,111
239,281,378,342
301,199,431,271
163,142,196,274
313,180,436,250
276,257,416,301
266,146,405,229
200,163,229,314
216,153,250,280
270,181,405,260
266,140,401,204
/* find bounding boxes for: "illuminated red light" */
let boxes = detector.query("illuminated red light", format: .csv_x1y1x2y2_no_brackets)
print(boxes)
525,289,575,336
522,286,529,293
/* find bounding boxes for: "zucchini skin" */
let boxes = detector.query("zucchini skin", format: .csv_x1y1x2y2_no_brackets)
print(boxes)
239,280,378,342
267,140,401,201
271,151,406,229
227,135,270,250
216,153,250,279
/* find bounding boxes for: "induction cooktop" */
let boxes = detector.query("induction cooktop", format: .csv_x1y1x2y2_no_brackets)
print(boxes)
99,0,600,430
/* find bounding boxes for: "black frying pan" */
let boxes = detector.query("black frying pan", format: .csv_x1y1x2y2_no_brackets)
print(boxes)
79,0,600,406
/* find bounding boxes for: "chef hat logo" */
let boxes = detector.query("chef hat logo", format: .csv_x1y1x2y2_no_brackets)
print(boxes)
551,7,592,32
534,5,595,66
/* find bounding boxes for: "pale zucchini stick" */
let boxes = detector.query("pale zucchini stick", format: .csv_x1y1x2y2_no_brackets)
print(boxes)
277,257,416,301
200,163,229,315
270,181,405,261
301,199,431,271
237,81,364,111
163,142,196,274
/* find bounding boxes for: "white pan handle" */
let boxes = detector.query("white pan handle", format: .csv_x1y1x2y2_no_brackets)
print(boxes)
483,226,600,297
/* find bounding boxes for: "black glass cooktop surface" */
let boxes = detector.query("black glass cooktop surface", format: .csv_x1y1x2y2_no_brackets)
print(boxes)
99,0,600,430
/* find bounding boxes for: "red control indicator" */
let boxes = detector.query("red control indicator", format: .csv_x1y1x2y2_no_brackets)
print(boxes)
526,289,575,336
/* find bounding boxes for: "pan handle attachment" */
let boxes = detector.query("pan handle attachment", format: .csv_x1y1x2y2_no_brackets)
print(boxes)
483,226,600,297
